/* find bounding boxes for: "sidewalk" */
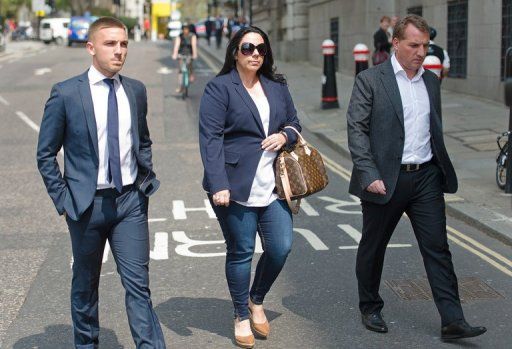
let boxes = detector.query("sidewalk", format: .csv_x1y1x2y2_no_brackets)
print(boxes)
199,40,512,245
0,40,46,62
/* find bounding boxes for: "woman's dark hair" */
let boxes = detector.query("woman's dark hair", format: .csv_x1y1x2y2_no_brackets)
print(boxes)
217,26,286,84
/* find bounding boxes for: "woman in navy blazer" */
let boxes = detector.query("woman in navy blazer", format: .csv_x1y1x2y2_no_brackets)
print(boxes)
199,26,301,348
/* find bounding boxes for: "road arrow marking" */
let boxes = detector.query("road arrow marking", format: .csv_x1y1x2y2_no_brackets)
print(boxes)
157,67,173,74
35,67,52,76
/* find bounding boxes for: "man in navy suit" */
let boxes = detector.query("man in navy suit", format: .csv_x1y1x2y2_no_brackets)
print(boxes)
37,17,165,348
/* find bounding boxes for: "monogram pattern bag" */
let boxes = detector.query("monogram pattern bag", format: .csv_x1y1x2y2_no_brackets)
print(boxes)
275,126,329,214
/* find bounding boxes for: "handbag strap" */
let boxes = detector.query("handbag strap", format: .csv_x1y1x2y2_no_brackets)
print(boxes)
279,156,301,214
284,126,307,146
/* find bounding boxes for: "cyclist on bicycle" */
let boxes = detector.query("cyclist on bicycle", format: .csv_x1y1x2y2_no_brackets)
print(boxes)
172,23,197,93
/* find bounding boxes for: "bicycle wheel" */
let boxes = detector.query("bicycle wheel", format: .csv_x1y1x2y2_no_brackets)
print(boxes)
182,70,189,100
496,152,507,190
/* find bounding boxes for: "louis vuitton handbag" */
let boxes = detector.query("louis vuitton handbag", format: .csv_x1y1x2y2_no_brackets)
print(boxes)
275,126,329,214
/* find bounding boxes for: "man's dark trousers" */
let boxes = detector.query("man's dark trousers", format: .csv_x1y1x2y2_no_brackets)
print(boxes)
66,185,165,349
356,163,465,326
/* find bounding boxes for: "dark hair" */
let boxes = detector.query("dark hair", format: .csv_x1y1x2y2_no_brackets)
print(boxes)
392,14,429,40
217,26,286,84
88,16,127,41
429,26,437,40
380,16,391,23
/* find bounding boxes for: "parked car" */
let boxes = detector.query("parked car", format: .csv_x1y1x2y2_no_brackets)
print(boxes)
11,26,34,41
195,20,206,38
40,17,70,45
67,16,97,46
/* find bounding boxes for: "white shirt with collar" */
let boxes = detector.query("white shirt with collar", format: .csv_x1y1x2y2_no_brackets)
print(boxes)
391,54,433,164
88,65,137,189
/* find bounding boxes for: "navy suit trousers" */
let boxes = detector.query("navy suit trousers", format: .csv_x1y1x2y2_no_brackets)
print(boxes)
66,186,165,349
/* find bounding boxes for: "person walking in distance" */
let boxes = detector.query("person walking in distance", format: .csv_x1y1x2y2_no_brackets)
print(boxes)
36,17,166,348
346,15,486,341
372,16,392,65
199,26,301,348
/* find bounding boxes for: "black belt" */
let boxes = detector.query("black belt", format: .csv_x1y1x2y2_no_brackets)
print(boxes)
400,160,432,172
95,184,134,197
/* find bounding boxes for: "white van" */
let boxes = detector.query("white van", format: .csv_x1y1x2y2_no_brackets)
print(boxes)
40,18,70,45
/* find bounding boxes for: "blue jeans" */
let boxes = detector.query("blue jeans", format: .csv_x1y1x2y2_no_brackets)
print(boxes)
210,198,293,321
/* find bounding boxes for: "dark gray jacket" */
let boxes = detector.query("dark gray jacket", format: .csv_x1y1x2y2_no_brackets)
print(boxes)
346,59,457,204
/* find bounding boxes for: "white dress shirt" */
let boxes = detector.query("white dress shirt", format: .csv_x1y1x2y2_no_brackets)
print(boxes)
88,65,137,189
235,90,278,207
391,54,433,164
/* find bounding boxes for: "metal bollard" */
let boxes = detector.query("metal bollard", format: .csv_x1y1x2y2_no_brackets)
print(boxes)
423,55,443,79
321,39,340,109
352,43,369,76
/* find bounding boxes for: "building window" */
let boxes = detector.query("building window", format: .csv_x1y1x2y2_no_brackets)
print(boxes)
447,0,468,78
330,17,339,71
407,6,423,16
503,0,512,79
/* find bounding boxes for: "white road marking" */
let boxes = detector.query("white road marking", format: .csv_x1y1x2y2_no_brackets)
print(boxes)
172,231,226,257
172,199,216,220
150,232,169,260
294,228,329,250
157,67,173,74
16,111,39,132
149,218,167,223
35,67,52,76
299,198,320,216
0,95,10,106
337,224,411,250
318,195,362,214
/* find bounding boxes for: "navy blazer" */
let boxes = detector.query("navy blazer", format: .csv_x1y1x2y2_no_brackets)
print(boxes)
37,70,159,221
199,69,301,202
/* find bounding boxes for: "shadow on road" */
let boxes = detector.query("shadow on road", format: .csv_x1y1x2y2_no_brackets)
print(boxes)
155,297,281,340
12,324,124,349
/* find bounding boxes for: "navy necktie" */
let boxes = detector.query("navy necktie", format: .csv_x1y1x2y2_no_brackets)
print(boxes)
104,78,123,192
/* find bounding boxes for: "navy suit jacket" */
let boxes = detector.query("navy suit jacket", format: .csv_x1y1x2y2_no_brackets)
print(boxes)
199,69,301,202
37,70,159,221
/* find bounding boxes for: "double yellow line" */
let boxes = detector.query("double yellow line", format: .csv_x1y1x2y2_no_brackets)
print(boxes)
321,152,512,278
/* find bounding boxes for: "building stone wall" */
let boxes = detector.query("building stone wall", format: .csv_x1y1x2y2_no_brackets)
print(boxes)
250,0,507,102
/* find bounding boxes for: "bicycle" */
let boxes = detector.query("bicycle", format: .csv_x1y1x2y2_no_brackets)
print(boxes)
177,54,192,100
495,131,510,190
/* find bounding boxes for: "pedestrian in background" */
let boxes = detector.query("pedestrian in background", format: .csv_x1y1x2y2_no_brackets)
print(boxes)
172,23,198,92
387,15,399,43
215,15,224,49
199,26,301,349
428,27,450,82
346,14,486,341
205,17,213,46
36,17,166,348
372,15,391,65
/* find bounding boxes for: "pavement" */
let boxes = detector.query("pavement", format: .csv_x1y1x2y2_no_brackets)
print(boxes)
0,40,46,63
198,38,512,246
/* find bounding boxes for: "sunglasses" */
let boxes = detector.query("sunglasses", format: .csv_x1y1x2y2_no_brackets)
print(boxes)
240,42,267,56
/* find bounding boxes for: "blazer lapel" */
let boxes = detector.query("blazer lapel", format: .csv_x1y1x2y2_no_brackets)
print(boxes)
260,75,278,134
77,71,99,159
380,60,405,131
120,76,140,154
231,69,265,136
422,72,440,125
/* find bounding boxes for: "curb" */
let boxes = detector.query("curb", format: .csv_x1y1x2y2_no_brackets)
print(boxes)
199,46,512,246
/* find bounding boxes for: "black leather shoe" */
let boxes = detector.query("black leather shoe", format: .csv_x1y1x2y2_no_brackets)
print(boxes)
441,320,487,340
361,312,388,333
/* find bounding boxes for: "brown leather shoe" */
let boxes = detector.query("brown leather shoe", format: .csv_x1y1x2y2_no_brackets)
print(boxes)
235,334,255,348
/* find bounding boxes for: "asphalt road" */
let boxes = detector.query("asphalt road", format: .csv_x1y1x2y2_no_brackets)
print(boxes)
0,40,511,349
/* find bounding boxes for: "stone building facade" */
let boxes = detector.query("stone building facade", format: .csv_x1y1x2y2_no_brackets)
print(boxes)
249,0,512,103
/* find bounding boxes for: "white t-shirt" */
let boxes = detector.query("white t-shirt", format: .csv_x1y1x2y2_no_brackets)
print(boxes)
235,90,278,207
